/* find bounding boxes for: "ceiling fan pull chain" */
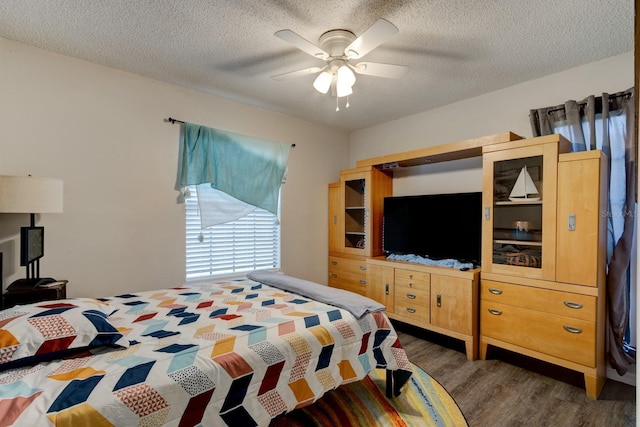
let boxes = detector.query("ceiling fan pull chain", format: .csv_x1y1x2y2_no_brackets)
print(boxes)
336,95,340,112
346,95,350,108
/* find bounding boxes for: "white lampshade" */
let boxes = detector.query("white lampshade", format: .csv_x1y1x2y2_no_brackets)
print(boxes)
0,175,63,213
313,71,333,94
336,65,356,98
336,83,353,98
337,65,356,88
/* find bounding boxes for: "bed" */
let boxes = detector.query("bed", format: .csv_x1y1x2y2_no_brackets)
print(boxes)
0,272,412,426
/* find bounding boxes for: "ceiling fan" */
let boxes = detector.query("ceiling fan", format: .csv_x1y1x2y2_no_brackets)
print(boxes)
272,18,409,109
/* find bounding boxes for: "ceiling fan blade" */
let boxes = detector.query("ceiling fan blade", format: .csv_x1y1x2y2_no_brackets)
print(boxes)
344,18,399,59
271,66,325,81
352,62,409,79
275,30,329,60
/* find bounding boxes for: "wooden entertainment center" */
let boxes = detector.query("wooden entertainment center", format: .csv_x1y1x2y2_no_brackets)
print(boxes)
328,132,608,398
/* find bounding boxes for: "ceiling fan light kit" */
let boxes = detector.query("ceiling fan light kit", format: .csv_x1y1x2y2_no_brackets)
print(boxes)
273,18,409,110
336,66,355,99
313,70,333,94
336,80,353,98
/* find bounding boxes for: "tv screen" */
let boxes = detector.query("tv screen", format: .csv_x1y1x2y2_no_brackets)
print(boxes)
383,192,482,264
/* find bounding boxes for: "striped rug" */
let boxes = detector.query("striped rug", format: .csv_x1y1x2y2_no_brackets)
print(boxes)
270,364,467,426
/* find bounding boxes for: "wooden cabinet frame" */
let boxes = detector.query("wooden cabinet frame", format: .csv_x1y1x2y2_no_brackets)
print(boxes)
480,146,607,399
328,132,607,398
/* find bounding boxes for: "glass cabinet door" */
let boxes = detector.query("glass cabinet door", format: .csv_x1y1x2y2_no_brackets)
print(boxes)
342,174,367,253
482,143,559,280
339,170,370,256
492,156,543,266
337,167,392,258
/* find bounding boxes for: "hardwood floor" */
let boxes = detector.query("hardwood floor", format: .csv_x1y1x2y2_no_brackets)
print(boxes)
394,322,636,427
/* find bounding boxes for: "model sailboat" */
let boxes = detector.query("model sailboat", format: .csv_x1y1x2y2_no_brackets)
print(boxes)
509,166,540,202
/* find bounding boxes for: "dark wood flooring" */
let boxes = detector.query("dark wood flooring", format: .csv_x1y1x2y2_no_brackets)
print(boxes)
394,321,636,427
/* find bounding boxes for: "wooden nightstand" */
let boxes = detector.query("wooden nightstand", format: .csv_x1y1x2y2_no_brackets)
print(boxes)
3,281,67,309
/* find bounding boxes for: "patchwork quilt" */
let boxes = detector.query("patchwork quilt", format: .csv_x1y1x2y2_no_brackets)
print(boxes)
0,277,411,426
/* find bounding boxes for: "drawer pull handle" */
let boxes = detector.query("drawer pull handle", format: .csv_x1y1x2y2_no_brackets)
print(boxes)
563,301,583,310
489,288,503,295
406,293,416,299
488,308,502,316
385,284,389,295
331,261,337,265
406,308,416,314
331,274,337,278
359,266,367,271
563,325,583,334
359,280,366,285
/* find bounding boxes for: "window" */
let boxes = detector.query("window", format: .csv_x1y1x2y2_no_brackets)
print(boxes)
185,186,280,280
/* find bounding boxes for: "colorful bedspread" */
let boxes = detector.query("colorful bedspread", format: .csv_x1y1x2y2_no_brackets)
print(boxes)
0,277,411,426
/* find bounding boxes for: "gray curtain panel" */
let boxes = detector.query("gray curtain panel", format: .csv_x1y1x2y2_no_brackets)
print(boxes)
529,88,636,376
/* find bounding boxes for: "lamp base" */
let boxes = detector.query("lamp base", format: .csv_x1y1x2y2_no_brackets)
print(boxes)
5,277,57,292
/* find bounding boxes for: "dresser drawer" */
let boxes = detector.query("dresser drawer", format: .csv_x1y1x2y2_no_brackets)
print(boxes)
329,256,368,274
329,269,366,295
395,269,430,290
481,280,595,321
394,301,429,324
481,300,595,367
395,284,430,306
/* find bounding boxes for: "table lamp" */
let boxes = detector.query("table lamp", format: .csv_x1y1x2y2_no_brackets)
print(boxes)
0,175,63,290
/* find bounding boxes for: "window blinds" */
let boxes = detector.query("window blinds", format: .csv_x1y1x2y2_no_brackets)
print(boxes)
185,186,280,280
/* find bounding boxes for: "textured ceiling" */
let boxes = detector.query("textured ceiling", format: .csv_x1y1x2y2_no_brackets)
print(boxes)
0,0,634,131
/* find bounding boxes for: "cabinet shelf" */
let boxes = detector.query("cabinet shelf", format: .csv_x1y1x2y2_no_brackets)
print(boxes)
494,239,542,247
345,206,365,210
495,200,542,206
346,231,365,236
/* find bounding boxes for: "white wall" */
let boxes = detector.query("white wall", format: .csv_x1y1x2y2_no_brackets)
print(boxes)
0,37,350,297
350,52,633,197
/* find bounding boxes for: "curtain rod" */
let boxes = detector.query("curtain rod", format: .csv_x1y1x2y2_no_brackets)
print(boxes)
544,91,632,115
164,117,295,147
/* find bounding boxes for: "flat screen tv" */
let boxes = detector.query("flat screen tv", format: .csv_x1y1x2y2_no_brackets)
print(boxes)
383,192,482,265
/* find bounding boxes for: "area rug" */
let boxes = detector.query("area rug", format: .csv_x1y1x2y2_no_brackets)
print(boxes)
270,363,467,426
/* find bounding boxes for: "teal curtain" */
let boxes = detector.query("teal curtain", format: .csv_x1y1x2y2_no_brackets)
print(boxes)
176,122,290,216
